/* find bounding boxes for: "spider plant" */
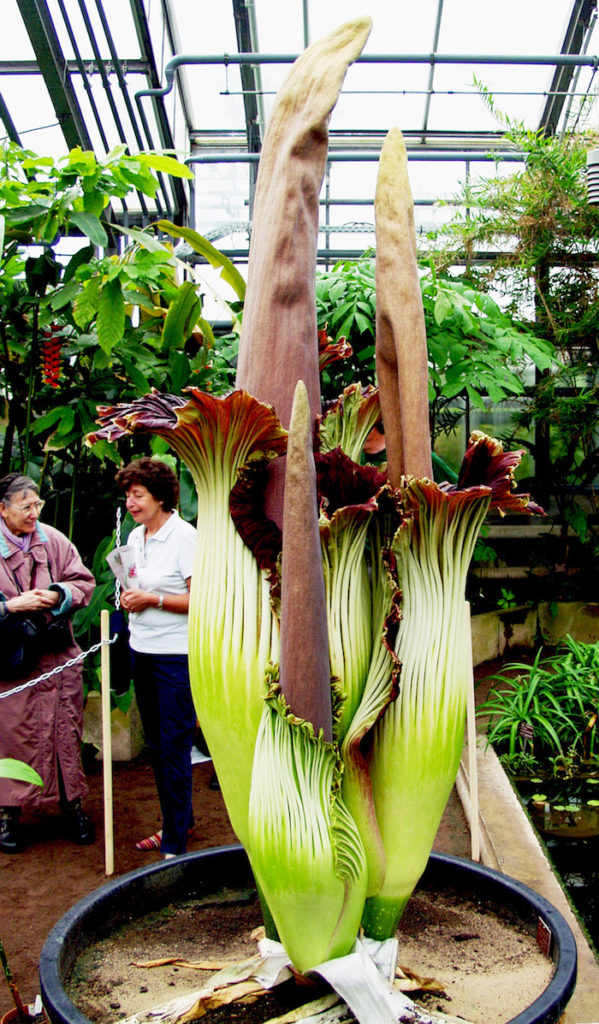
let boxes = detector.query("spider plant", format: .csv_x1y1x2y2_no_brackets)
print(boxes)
479,637,599,770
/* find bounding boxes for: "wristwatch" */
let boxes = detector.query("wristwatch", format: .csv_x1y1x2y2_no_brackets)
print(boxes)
156,593,164,610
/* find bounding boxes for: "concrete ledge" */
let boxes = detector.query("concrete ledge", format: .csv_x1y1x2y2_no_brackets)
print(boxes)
538,601,599,646
470,601,599,667
458,734,599,1023
462,604,599,1020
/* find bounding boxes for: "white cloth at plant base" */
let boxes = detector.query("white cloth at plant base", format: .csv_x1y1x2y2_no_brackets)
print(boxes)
255,936,438,1024
254,937,294,987
124,938,474,1024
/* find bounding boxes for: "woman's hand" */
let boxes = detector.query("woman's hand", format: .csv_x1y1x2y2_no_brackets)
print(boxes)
5,588,60,613
121,584,190,615
121,588,158,613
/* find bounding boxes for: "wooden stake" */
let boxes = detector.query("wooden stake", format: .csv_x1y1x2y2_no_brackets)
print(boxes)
465,602,480,862
101,609,114,875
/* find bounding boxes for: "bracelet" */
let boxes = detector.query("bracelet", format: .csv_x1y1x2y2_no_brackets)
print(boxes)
156,593,164,610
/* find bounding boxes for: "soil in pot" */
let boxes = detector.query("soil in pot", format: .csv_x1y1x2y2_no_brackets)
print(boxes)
65,880,554,1024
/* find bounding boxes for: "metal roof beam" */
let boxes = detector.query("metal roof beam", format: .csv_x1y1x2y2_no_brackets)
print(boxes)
186,150,525,164
129,0,187,223
421,0,445,142
0,92,22,145
539,0,598,135
161,0,194,136
88,0,154,219
15,0,93,151
232,0,262,213
0,59,149,75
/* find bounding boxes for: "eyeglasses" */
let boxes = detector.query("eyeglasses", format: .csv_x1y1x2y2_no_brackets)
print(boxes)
13,500,45,515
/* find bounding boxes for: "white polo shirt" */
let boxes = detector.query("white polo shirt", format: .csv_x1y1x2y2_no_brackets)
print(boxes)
127,511,197,655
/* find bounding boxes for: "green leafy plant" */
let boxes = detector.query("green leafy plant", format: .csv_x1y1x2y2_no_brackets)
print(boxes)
316,258,376,401
497,587,518,610
429,105,599,574
0,142,241,564
421,268,555,444
479,636,599,773
472,522,497,566
315,257,555,445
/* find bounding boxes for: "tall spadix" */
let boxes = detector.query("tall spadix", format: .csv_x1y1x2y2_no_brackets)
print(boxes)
236,17,373,526
375,127,433,484
279,380,332,738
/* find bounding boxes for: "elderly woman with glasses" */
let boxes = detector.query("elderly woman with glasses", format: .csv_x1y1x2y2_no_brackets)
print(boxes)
0,473,95,854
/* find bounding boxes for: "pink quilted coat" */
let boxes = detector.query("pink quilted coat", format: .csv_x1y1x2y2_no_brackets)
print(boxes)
0,521,95,809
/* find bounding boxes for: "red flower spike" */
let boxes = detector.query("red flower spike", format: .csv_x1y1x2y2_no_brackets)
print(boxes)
41,324,62,388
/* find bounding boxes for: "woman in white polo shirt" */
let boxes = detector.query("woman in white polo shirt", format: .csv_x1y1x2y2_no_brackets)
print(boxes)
116,457,197,858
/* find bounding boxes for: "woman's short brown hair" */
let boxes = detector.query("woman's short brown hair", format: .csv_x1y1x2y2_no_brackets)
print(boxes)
115,457,179,510
0,474,39,505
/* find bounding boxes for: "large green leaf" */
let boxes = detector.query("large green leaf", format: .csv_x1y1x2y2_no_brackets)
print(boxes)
0,758,43,786
169,351,191,392
70,211,108,248
49,278,79,311
116,164,159,198
31,405,71,435
433,291,454,325
121,358,152,394
97,277,125,352
161,280,201,352
138,153,194,179
197,315,215,348
156,220,246,300
73,276,102,327
111,223,176,257
4,204,49,225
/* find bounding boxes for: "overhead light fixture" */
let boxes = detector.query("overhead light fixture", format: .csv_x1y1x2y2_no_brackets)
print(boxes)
587,149,599,205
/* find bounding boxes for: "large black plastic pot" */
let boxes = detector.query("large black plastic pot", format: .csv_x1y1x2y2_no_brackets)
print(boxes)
39,844,577,1024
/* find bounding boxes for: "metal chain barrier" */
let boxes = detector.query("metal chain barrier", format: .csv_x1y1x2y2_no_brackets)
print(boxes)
1,503,126,702
0,634,118,700
114,505,122,611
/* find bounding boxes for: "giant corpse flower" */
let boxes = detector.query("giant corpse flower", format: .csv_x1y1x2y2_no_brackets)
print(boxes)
90,388,287,845
355,126,543,939
88,19,545,1000
361,431,543,940
247,381,368,972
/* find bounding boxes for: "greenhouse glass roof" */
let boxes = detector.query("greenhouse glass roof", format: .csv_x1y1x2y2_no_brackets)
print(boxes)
2,0,598,261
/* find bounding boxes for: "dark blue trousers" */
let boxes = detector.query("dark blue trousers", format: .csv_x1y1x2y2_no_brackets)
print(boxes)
131,652,195,855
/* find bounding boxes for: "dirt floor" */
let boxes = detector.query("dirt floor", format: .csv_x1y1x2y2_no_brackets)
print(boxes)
0,750,472,1015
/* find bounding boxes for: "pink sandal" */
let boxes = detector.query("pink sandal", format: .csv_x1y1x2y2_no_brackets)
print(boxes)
135,827,193,851
135,831,161,851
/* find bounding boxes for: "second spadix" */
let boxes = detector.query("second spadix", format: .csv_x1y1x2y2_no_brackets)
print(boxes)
247,380,368,972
